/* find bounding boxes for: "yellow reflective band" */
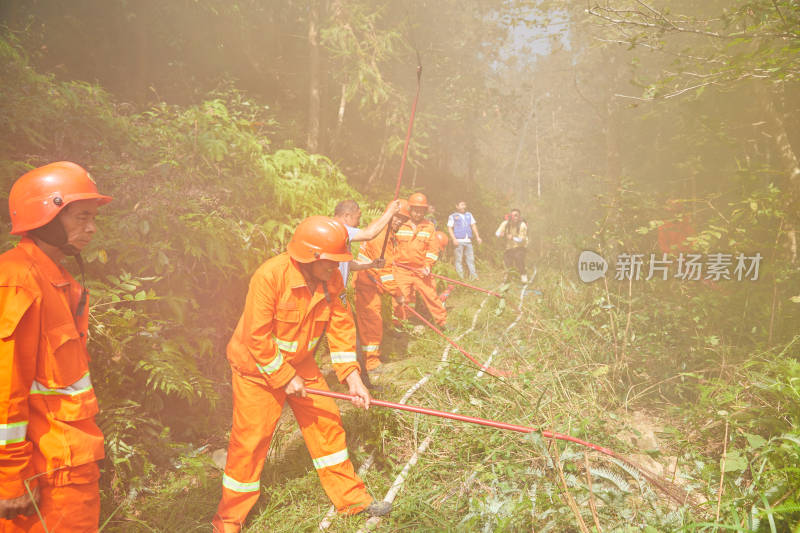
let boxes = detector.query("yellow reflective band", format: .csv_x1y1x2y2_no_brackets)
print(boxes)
357,253,371,263
362,345,380,353
330,351,357,364
417,231,431,238
222,473,260,493
30,372,93,396
396,230,414,237
274,337,298,352
312,448,349,470
0,422,27,445
308,336,321,351
426,253,438,261
380,274,394,283
257,348,284,375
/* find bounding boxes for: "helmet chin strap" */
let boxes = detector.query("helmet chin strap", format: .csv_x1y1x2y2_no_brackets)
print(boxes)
30,217,88,317
29,217,80,256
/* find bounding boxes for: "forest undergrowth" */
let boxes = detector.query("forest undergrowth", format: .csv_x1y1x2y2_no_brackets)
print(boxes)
101,262,800,532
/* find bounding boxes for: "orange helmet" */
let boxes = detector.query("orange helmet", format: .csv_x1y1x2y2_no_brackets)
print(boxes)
408,192,428,208
396,199,411,218
287,216,353,263
435,231,449,249
9,161,112,235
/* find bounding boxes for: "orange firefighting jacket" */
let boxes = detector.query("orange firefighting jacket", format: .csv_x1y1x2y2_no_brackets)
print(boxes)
226,253,359,388
394,219,438,270
354,227,399,294
0,238,104,499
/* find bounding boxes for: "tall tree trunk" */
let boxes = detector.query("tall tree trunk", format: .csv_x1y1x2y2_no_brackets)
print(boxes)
306,0,321,153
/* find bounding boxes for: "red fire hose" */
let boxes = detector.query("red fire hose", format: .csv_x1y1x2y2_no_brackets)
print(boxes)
380,58,423,260
395,263,503,298
364,271,513,377
399,300,513,377
306,388,616,456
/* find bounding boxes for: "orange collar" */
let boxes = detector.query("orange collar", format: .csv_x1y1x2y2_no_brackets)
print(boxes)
286,255,330,304
17,237,72,287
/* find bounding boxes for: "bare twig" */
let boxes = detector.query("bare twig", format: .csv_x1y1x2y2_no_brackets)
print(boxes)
716,420,729,522
584,453,603,532
551,441,591,533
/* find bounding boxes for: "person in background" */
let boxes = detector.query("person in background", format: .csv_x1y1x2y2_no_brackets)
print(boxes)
495,208,529,283
446,201,482,280
353,201,410,372
333,199,400,292
426,204,438,228
394,193,447,328
213,216,391,532
657,199,694,255
0,161,112,531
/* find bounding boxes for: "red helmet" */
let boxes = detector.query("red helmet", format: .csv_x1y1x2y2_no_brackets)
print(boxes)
396,199,411,218
408,192,428,208
287,216,353,263
9,161,112,235
435,231,449,249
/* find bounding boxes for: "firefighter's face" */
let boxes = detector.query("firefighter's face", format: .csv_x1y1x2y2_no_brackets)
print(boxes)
310,259,339,282
391,215,408,232
60,199,99,252
410,206,426,223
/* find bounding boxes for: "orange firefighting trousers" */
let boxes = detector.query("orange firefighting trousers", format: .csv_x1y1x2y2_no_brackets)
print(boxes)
0,463,100,533
393,269,447,326
212,371,371,532
354,281,384,370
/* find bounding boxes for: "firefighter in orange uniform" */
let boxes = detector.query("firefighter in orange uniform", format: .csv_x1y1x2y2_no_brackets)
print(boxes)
393,193,447,327
353,201,410,371
0,162,112,531
213,216,391,532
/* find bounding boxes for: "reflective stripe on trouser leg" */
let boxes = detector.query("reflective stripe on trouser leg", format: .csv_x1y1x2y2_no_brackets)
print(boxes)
355,282,383,370
413,275,447,326
288,373,371,515
213,371,284,532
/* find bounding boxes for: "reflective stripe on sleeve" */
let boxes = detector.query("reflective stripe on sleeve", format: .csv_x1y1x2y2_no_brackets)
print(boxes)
330,351,357,364
396,230,414,237
361,345,380,353
222,473,260,493
357,253,371,263
312,448,349,470
0,422,27,445
380,274,394,283
30,372,93,396
308,336,321,351
274,337,298,353
257,346,284,375
426,253,438,261
417,231,431,238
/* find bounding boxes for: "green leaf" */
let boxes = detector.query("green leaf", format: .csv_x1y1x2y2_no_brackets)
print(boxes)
744,433,767,450
723,450,748,472
134,290,146,301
